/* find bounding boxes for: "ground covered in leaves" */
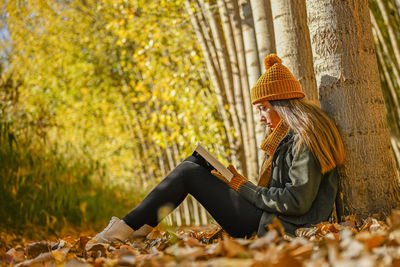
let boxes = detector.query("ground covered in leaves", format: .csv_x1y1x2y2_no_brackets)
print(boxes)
3,211,400,266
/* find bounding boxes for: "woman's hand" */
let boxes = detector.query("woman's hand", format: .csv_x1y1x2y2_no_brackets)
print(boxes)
211,165,248,191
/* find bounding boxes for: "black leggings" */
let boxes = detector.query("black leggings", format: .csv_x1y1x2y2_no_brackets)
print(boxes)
122,152,263,238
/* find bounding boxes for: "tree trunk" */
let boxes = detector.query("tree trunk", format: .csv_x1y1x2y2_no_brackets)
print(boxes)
306,0,400,219
217,0,249,176
374,29,400,135
270,0,318,103
370,11,400,104
191,197,201,226
250,0,276,72
239,0,265,172
227,0,259,180
201,0,244,169
376,0,400,71
155,144,167,177
391,138,400,169
200,202,209,225
186,0,239,168
133,114,155,182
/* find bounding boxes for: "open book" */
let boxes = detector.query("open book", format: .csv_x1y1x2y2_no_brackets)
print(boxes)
194,142,234,181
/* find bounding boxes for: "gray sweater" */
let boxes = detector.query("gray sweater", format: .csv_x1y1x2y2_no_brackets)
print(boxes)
238,130,338,236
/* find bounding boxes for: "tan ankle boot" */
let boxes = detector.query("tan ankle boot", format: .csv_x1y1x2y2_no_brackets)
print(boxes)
86,217,154,250
86,217,134,250
130,224,153,238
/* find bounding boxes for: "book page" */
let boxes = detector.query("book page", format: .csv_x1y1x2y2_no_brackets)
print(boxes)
195,142,234,181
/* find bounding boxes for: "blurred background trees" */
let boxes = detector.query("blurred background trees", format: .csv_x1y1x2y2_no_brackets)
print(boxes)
1,0,400,236
0,0,226,235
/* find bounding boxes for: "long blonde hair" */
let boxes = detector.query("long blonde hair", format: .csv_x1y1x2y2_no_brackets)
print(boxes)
270,98,345,173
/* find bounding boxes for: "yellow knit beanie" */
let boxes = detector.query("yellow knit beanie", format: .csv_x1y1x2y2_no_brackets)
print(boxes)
251,54,305,105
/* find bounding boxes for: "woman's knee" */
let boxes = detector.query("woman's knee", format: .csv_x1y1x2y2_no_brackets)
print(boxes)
182,152,214,171
183,154,198,164
171,160,210,187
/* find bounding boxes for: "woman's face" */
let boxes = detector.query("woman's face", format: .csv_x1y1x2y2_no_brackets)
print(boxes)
255,101,281,130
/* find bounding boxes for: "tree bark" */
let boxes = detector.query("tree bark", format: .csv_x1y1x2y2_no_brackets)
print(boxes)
306,0,400,219
133,113,155,183
186,0,239,168
227,0,258,180
217,0,249,176
201,0,244,169
239,0,265,172
370,11,400,104
374,29,400,135
250,0,276,72
270,0,318,103
376,0,400,71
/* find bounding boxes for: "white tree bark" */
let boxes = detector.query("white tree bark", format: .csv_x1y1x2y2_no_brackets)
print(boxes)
306,0,400,218
250,0,276,72
270,0,318,103
202,0,243,169
370,11,400,95
185,0,238,167
239,0,265,171
227,0,258,180
217,0,249,176
376,0,400,71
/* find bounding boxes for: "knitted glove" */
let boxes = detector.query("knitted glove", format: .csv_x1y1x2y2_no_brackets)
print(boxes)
211,165,248,191
227,165,248,191
211,169,229,184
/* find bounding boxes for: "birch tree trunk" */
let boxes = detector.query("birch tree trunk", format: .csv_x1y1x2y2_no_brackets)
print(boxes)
374,29,400,134
227,0,258,180
119,107,149,186
217,0,249,176
239,0,265,171
156,145,167,177
376,0,400,71
250,0,276,72
201,0,244,170
370,11,400,105
133,114,154,182
306,0,400,218
186,0,239,168
270,0,318,103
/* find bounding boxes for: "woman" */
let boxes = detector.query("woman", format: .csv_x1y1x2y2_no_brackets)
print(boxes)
87,54,345,246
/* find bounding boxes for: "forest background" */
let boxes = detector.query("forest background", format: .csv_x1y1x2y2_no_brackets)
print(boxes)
2,0,400,239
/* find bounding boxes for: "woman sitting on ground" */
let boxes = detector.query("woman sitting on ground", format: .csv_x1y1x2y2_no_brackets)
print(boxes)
87,54,345,245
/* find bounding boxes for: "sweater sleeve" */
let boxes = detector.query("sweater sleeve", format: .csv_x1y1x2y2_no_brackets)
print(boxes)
238,141,322,216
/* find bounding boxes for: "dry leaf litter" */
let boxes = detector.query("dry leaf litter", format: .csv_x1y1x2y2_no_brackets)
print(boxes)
3,210,400,266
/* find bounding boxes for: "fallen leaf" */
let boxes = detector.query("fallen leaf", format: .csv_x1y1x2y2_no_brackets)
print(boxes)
165,243,205,260
15,252,54,267
364,234,386,250
249,229,279,250
65,258,92,267
147,229,163,240
52,247,71,263
288,244,313,260
295,227,320,239
5,248,25,263
25,241,51,259
79,236,90,250
86,243,108,258
222,238,248,258
182,236,203,247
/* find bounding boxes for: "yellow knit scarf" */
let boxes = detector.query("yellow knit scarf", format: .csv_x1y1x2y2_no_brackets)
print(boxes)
257,120,290,187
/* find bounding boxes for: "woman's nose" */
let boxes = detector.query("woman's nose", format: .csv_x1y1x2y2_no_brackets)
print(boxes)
259,112,266,122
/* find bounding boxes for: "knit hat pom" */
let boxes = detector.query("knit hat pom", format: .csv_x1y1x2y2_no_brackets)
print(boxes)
264,54,282,70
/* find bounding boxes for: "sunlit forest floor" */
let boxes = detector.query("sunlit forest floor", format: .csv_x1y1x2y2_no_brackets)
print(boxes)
3,212,400,266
